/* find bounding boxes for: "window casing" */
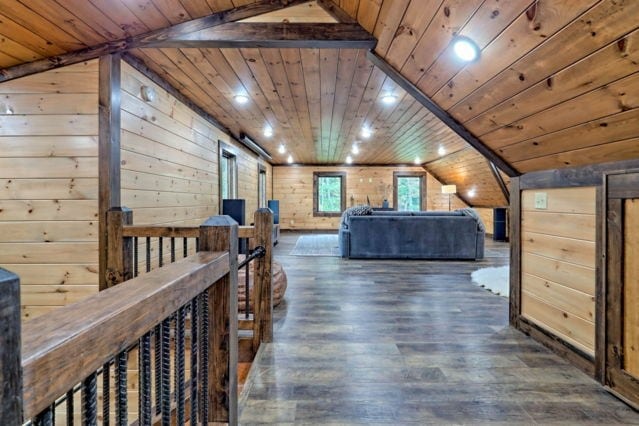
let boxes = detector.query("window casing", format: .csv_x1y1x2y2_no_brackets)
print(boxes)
219,142,238,211
313,172,346,217
393,172,426,211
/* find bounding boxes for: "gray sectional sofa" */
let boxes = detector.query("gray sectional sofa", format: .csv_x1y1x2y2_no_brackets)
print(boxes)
338,209,485,260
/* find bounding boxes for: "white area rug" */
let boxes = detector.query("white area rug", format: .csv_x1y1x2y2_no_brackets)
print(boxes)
471,266,509,298
290,234,340,257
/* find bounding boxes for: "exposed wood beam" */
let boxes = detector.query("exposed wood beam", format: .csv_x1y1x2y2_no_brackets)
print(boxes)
145,22,377,49
0,0,310,83
316,0,358,24
98,54,122,291
488,161,510,204
366,51,520,178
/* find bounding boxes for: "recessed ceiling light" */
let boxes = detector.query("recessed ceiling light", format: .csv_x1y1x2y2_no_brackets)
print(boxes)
5,106,14,115
263,126,273,137
361,127,372,139
346,155,353,164
234,94,249,104
452,36,480,62
468,188,477,198
414,157,421,165
287,154,293,164
351,145,360,155
381,94,397,105
278,144,286,154
438,146,446,156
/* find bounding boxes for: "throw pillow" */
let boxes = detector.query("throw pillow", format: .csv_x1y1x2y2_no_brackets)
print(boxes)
340,205,372,229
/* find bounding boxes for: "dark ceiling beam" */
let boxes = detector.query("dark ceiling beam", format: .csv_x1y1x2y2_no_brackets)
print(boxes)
488,160,511,204
366,50,520,178
144,22,376,49
0,0,310,83
316,0,358,24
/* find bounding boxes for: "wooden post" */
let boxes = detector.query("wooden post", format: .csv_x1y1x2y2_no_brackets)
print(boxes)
252,208,274,351
509,177,521,327
99,53,122,291
0,268,22,425
105,208,133,288
199,216,238,425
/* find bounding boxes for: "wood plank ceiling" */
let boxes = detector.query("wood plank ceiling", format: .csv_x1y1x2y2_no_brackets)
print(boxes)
1,0,639,207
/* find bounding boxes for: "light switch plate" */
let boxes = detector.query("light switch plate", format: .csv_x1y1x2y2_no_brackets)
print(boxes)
534,192,547,209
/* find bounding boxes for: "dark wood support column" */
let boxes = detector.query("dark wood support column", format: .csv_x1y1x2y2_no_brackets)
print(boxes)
199,216,239,424
0,269,22,425
105,208,133,288
509,177,521,327
253,208,274,351
99,53,123,291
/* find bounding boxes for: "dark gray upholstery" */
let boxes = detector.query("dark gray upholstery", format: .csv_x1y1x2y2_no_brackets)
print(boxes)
338,210,484,260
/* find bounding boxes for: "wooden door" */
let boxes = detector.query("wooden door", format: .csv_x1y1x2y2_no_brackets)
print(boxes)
605,171,639,407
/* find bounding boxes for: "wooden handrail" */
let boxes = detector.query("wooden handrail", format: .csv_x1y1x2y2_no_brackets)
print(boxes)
122,224,200,238
238,225,255,239
21,251,229,419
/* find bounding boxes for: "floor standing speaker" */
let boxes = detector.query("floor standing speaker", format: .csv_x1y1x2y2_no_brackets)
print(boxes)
268,200,280,224
493,207,508,242
222,199,247,253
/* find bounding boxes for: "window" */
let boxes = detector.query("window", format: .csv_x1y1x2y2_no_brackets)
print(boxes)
219,142,238,211
313,172,346,216
258,164,267,208
393,172,426,211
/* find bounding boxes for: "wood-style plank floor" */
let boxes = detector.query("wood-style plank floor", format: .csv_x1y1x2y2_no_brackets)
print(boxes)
240,232,639,425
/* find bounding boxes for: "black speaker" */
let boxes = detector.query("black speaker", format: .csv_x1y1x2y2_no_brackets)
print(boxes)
493,207,508,242
267,200,280,224
222,199,247,253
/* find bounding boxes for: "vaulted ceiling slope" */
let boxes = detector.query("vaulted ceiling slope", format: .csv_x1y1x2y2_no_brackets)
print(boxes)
1,0,638,208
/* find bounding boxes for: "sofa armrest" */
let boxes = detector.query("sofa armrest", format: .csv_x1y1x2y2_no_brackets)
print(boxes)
338,229,350,258
475,230,485,260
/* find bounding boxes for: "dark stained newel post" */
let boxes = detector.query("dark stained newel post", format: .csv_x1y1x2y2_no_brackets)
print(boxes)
199,216,239,424
253,208,274,351
0,268,23,425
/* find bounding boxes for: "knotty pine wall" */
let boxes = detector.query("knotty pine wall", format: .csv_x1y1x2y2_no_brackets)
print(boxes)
0,60,99,321
273,166,469,230
520,187,597,355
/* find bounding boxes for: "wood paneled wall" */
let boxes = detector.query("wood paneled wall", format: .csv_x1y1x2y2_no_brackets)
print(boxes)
273,165,467,230
121,61,271,228
0,61,99,321
520,187,597,355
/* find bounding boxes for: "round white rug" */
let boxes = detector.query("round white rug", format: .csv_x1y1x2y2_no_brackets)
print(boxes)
471,265,509,298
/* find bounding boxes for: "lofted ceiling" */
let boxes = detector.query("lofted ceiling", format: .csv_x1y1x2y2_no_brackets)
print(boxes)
1,0,638,208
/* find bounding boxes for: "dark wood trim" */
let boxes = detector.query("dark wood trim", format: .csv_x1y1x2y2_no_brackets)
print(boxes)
313,171,347,217
105,208,133,289
519,158,639,190
489,161,510,204
517,317,595,377
595,185,606,383
316,0,358,24
392,171,427,211
0,0,311,83
99,54,122,291
509,177,521,327
219,141,239,213
147,22,377,49
0,269,22,426
366,50,519,178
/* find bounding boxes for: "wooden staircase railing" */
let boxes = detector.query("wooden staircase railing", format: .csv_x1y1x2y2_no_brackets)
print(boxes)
1,218,240,425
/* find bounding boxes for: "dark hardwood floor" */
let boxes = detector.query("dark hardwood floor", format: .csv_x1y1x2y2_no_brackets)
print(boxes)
240,232,639,425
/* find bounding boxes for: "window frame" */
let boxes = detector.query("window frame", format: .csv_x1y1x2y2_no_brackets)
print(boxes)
313,171,346,217
257,163,267,209
393,171,426,211
218,141,238,212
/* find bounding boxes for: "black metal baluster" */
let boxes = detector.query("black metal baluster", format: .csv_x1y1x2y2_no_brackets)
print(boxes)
139,333,152,426
154,325,162,415
175,306,186,425
158,237,164,267
171,237,176,263
81,372,98,426
33,405,53,426
146,237,151,273
199,292,209,423
160,318,171,426
195,237,200,252
102,361,110,426
66,389,74,426
183,237,188,258
190,298,198,426
134,237,139,277
115,351,127,426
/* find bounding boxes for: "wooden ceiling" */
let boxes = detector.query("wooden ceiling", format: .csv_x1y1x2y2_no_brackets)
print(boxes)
1,0,639,207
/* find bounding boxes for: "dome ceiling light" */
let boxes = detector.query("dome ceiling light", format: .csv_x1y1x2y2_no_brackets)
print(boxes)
452,36,480,62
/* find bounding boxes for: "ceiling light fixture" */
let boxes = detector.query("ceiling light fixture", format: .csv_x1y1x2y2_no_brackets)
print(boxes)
346,155,353,164
381,94,397,105
351,145,360,155
468,188,477,198
234,94,249,104
5,106,14,115
263,126,273,137
438,146,446,156
361,127,372,139
287,154,293,164
278,144,286,154
414,157,421,165
452,36,480,62
140,85,156,102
